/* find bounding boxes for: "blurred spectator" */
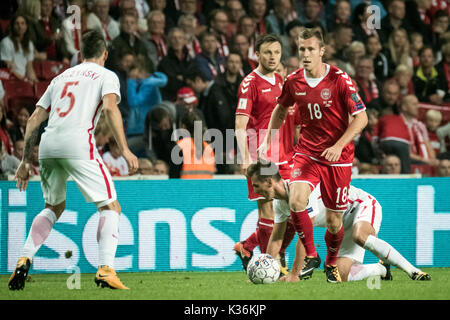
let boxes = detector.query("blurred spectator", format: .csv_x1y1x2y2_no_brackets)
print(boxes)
178,14,202,59
385,28,413,75
8,106,30,143
112,48,135,122
127,57,168,157
379,0,413,46
31,145,39,175
365,35,389,81
0,138,19,177
358,163,380,174
94,114,112,157
184,67,214,113
436,121,450,153
226,0,245,38
394,64,415,99
425,109,443,156
61,0,87,64
169,111,215,179
28,0,69,63
323,32,337,63
110,0,139,20
380,154,402,174
143,10,168,63
428,10,450,53
333,24,353,62
194,31,226,81
355,108,379,164
208,9,231,57
275,60,287,79
436,42,450,99
351,2,379,44
153,159,169,175
13,139,24,161
175,86,205,125
0,103,13,155
232,33,257,75
137,157,154,175
367,79,400,116
410,32,424,68
102,138,129,176
400,95,439,166
298,0,326,31
285,56,300,75
326,0,351,31
144,101,177,163
87,0,120,46
0,14,38,83
266,0,298,36
342,41,366,77
148,0,175,31
177,0,207,36
248,0,267,35
157,27,193,101
282,19,304,58
238,15,258,61
437,158,450,176
354,55,380,104
108,13,151,72
412,46,448,104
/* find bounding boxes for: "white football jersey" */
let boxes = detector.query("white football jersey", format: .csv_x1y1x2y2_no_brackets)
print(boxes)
37,62,120,160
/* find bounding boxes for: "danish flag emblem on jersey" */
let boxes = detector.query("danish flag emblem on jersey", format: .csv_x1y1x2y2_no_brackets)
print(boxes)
320,88,331,100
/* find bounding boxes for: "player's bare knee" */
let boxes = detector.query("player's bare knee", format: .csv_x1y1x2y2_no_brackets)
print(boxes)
45,201,65,218
352,231,367,247
289,198,308,213
99,200,121,214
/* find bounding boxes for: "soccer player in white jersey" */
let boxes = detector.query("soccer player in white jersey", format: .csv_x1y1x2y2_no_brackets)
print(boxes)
247,162,431,282
8,30,139,291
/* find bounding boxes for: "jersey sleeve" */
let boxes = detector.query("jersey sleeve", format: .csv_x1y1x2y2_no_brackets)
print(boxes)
102,71,121,104
338,75,366,116
36,81,53,111
277,77,295,108
235,77,255,117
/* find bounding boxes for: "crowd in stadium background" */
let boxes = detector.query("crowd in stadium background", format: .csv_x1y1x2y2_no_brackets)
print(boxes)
0,0,449,178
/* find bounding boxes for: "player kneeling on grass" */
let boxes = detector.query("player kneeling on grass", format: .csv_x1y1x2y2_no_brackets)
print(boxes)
247,161,431,282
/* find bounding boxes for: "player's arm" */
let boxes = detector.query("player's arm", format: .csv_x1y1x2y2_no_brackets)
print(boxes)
321,110,368,162
259,104,288,159
102,93,138,173
266,221,287,258
235,114,252,169
15,107,49,191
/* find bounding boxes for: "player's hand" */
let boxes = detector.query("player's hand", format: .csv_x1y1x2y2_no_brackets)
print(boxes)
321,144,343,162
122,149,139,175
279,273,300,283
257,140,269,161
15,161,32,191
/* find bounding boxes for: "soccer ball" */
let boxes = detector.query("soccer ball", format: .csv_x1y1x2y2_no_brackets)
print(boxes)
247,254,280,284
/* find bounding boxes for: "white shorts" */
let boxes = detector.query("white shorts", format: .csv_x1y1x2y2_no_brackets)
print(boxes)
39,158,117,207
338,197,382,264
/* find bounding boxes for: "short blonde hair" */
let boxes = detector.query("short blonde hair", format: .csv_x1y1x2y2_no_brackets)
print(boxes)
426,109,442,122
394,63,413,76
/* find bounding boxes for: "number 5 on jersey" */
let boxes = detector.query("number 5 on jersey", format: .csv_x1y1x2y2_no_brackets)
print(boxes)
57,81,79,117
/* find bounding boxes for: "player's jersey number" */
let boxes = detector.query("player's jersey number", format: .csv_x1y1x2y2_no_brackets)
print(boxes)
57,81,79,117
307,103,322,120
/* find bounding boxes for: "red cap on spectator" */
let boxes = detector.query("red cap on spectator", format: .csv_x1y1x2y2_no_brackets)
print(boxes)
177,87,198,104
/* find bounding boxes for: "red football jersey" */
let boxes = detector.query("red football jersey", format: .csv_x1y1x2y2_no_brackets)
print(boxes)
277,64,366,165
236,69,296,163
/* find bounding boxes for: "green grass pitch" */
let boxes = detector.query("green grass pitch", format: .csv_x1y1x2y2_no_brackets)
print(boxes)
1,268,449,300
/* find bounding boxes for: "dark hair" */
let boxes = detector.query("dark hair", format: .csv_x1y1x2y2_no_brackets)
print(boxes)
352,3,368,25
180,111,205,160
198,30,217,43
81,29,107,59
246,161,282,181
433,9,449,22
8,14,32,55
184,66,209,82
208,8,228,27
255,34,282,52
418,45,434,57
299,27,324,47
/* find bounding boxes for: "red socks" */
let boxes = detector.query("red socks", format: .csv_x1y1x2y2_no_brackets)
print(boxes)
243,231,258,252
257,218,274,253
290,209,317,257
280,220,296,254
324,225,345,266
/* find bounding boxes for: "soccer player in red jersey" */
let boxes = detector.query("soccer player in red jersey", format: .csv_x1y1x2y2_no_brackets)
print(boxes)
234,34,297,272
260,28,368,283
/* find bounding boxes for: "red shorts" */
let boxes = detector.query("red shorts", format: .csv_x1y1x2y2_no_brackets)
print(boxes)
289,154,352,211
246,162,293,201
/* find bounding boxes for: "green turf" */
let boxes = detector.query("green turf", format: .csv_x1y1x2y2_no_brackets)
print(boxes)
0,268,448,300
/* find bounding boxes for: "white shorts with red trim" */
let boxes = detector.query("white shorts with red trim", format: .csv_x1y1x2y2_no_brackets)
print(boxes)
39,158,117,207
338,197,382,264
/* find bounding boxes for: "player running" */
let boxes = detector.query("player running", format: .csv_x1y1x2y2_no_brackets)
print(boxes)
259,28,368,283
247,161,431,282
234,34,297,272
8,30,138,291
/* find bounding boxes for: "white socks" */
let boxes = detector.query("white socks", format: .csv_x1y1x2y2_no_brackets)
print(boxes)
97,210,120,269
347,263,386,281
363,235,420,277
21,208,57,259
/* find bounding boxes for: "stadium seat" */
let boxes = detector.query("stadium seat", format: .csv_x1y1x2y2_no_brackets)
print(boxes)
34,60,69,81
1,79,36,119
418,103,450,124
34,80,51,100
410,164,436,177
0,68,11,80
0,19,10,34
